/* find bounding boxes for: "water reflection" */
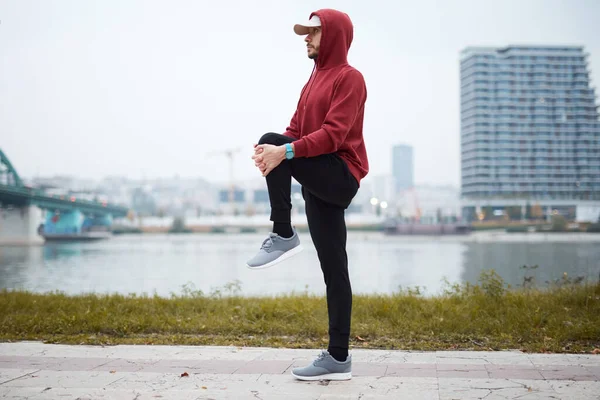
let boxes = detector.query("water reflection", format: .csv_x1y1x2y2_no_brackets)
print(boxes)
461,242,600,290
0,233,599,297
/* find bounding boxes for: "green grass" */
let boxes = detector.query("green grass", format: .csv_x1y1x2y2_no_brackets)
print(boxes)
1,271,599,353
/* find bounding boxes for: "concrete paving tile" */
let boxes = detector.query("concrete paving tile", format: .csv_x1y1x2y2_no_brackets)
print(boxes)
348,350,410,364
27,388,137,400
386,369,438,378
437,363,488,371
139,359,244,374
107,371,262,391
384,362,437,370
437,369,490,379
548,380,600,400
190,359,247,374
0,356,110,372
0,387,47,400
169,345,268,361
438,378,558,400
350,350,435,364
137,366,210,375
20,390,355,400
352,397,407,400
98,345,194,360
239,395,320,400
104,371,179,390
539,368,598,381
528,353,575,366
233,359,293,374
53,357,115,371
475,352,534,366
484,364,537,371
538,365,593,374
128,358,204,375
0,342,50,357
0,356,22,365
318,395,358,400
356,397,429,400
1,343,599,398
484,364,545,380
28,344,198,361
436,355,490,365
402,352,438,364
91,358,160,372
1,370,129,389
0,343,113,359
583,365,600,378
254,348,322,361
436,350,492,358
0,356,63,370
130,390,242,400
152,358,209,368
16,387,216,400
567,354,600,366
491,370,545,381
435,351,535,367
385,364,437,378
438,350,524,358
324,376,439,398
0,368,39,385
478,390,559,400
350,362,387,377
197,374,328,398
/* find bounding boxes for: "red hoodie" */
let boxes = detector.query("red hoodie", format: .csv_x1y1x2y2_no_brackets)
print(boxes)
283,9,369,185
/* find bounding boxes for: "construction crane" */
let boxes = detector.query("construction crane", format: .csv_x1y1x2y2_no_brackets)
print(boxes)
206,147,242,211
411,186,422,221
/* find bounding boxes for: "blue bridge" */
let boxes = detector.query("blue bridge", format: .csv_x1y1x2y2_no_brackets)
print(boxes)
0,148,130,244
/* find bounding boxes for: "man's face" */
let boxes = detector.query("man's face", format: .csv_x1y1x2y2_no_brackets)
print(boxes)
305,27,321,60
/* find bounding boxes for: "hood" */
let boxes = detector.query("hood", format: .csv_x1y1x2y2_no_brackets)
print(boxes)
310,9,353,69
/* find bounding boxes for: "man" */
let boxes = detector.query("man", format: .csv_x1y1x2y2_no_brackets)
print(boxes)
247,9,368,381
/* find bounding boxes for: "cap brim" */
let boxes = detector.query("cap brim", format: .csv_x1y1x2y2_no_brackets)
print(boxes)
293,24,310,35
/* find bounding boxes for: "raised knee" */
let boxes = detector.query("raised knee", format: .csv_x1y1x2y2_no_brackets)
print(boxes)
258,132,281,145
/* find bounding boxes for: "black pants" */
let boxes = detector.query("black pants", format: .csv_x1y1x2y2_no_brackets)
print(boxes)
258,132,359,351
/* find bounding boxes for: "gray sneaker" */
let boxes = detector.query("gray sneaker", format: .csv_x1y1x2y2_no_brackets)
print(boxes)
246,229,303,269
291,350,352,381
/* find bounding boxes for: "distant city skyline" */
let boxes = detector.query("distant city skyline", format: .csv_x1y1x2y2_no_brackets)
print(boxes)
2,0,599,187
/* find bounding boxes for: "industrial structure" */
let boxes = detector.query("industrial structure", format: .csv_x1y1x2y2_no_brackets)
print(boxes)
0,148,129,244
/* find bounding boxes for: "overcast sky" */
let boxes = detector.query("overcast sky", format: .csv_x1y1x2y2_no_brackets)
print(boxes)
1,0,599,186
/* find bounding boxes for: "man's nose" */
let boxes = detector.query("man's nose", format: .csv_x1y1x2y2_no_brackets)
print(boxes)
304,35,311,43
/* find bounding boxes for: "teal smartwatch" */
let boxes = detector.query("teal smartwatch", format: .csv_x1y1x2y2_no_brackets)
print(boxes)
285,143,294,160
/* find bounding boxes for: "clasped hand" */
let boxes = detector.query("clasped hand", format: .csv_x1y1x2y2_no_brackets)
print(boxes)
252,144,285,177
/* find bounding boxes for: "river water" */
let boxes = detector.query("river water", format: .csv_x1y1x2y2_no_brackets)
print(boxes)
1,232,599,297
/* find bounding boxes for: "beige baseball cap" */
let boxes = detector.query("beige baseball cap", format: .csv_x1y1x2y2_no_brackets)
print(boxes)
293,15,321,35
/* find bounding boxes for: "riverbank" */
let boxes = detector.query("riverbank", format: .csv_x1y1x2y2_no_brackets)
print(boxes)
2,273,599,354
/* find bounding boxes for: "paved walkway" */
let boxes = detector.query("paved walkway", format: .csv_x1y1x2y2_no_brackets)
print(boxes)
0,342,599,399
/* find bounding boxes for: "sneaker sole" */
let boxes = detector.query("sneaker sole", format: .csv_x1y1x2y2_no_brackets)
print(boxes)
246,244,304,270
291,371,352,381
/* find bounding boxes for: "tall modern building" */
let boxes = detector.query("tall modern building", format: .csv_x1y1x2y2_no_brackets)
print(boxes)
392,144,414,193
460,45,600,221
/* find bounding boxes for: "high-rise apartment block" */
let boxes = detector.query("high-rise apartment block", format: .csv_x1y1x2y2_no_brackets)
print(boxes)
460,45,600,221
392,144,414,193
